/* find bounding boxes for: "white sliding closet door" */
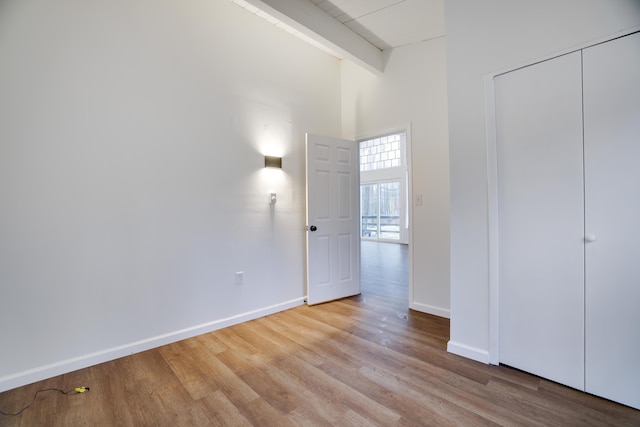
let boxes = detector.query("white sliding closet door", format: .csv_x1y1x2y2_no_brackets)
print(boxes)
583,31,640,410
495,52,585,390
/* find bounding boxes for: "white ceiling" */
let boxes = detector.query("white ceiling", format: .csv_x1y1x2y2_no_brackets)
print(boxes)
233,0,445,73
308,0,445,50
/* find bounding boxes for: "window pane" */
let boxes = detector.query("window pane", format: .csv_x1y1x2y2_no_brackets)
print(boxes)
379,182,400,240
359,132,404,171
360,184,378,238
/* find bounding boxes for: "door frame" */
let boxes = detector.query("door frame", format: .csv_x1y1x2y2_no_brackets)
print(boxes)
484,26,640,365
356,124,413,310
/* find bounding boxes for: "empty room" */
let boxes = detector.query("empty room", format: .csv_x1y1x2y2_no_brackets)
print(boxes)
1,0,639,425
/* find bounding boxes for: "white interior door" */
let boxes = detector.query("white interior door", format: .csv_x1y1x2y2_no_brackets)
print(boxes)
495,51,586,390
583,31,640,410
306,133,360,305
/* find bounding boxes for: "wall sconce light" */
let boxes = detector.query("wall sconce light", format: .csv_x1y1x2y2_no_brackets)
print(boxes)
264,155,282,169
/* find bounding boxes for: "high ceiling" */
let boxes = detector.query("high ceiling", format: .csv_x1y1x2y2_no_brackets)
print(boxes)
233,0,445,73
308,0,445,50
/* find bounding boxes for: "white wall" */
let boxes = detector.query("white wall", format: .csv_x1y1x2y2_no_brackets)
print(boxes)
0,0,341,391
445,0,640,362
341,38,450,318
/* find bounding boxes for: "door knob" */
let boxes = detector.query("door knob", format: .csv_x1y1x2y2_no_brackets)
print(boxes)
309,225,317,232
585,234,597,243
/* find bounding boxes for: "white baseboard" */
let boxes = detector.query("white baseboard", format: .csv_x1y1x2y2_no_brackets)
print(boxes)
447,340,490,364
410,302,450,319
0,297,306,393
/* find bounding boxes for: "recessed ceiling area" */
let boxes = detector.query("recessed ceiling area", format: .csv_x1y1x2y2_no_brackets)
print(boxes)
232,0,445,74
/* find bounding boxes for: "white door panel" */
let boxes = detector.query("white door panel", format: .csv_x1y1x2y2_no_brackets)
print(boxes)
583,31,640,410
306,134,360,305
496,52,585,389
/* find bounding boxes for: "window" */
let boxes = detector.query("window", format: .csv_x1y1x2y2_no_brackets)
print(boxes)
361,181,401,240
359,131,408,243
359,134,402,171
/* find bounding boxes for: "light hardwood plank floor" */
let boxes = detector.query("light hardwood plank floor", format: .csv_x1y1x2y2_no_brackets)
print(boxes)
1,242,638,426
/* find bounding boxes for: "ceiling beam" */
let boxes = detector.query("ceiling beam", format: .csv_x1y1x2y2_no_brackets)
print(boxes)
238,0,384,74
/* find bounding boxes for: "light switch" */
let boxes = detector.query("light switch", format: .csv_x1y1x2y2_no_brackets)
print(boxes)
415,194,423,206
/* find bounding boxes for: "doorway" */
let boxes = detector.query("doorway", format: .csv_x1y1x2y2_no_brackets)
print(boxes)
358,130,410,310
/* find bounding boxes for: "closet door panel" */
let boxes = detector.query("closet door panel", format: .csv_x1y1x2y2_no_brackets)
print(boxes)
583,31,640,410
496,52,585,389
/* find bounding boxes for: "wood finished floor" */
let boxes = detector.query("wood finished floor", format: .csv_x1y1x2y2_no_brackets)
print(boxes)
1,242,639,426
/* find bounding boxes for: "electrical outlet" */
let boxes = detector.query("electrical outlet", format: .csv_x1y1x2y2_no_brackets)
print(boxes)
235,271,244,286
